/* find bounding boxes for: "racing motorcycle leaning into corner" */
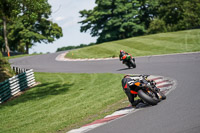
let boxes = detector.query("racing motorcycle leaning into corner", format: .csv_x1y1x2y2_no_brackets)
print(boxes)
119,50,136,68
124,75,166,106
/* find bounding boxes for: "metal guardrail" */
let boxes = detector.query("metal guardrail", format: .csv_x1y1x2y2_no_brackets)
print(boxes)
0,69,36,103
12,66,28,74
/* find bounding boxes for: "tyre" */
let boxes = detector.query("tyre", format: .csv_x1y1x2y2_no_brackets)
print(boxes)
125,62,131,68
130,60,136,68
159,91,166,100
138,90,159,105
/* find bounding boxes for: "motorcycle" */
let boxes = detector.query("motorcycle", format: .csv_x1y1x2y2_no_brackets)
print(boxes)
121,54,136,68
128,75,166,105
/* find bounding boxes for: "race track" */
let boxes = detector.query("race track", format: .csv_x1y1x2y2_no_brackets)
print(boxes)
9,52,200,133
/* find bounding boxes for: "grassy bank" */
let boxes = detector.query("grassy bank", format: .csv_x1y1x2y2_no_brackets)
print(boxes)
66,29,200,59
0,72,129,133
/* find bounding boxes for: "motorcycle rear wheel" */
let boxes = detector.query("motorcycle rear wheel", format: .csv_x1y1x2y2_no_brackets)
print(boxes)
138,90,159,105
125,63,131,68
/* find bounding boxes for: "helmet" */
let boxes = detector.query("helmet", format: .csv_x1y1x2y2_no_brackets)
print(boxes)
120,50,124,53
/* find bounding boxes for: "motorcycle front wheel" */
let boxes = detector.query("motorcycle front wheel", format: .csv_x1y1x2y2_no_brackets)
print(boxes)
159,91,166,100
138,89,159,105
130,59,136,68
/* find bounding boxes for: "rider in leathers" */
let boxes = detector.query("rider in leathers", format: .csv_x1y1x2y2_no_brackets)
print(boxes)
119,50,130,64
122,75,144,107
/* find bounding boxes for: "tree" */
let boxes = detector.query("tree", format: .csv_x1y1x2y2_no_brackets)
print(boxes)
0,0,63,54
147,18,166,34
148,0,200,32
15,0,63,54
0,0,18,56
178,0,200,30
79,0,145,43
138,0,159,29
157,0,183,31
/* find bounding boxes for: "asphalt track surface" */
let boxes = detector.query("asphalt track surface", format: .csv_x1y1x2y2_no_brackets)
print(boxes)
10,52,200,133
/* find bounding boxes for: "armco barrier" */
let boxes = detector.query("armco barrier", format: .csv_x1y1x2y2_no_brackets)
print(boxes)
0,69,35,103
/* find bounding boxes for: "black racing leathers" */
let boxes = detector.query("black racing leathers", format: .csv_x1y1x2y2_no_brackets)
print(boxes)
122,76,142,106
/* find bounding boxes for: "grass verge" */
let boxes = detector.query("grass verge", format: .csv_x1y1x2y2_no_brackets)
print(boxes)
5,53,41,60
66,29,200,59
0,72,130,133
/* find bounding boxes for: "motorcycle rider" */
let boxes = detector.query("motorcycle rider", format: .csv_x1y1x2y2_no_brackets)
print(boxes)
119,50,129,63
121,75,144,107
119,50,135,64
122,74,164,107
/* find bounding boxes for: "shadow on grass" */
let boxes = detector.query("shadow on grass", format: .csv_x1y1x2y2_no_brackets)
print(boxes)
0,82,73,107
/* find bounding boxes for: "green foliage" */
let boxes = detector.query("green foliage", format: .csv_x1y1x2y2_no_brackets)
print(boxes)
0,52,15,82
177,0,200,29
79,0,200,43
1,0,200,53
154,0,200,32
147,19,166,34
0,0,63,54
79,0,145,43
56,43,96,52
138,0,159,29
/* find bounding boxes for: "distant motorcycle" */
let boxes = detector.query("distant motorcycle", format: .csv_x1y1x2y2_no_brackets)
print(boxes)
121,54,136,68
128,75,166,105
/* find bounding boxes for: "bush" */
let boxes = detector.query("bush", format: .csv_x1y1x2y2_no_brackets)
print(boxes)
147,19,167,34
0,52,15,82
56,43,96,52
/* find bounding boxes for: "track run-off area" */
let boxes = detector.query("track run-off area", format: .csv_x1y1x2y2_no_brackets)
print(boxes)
10,52,200,133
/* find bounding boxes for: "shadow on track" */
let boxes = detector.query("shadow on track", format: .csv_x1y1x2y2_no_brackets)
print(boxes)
117,68,135,71
117,102,150,112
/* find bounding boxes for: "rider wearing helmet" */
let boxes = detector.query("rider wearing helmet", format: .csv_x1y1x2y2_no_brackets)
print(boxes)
119,50,132,64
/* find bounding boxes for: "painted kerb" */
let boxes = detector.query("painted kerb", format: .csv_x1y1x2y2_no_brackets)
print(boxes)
0,69,36,103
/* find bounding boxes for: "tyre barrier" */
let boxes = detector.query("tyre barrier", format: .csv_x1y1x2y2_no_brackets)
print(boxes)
0,69,36,103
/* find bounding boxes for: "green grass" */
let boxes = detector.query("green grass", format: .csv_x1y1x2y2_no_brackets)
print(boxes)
0,72,129,133
4,53,41,60
66,29,200,59
4,54,29,59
